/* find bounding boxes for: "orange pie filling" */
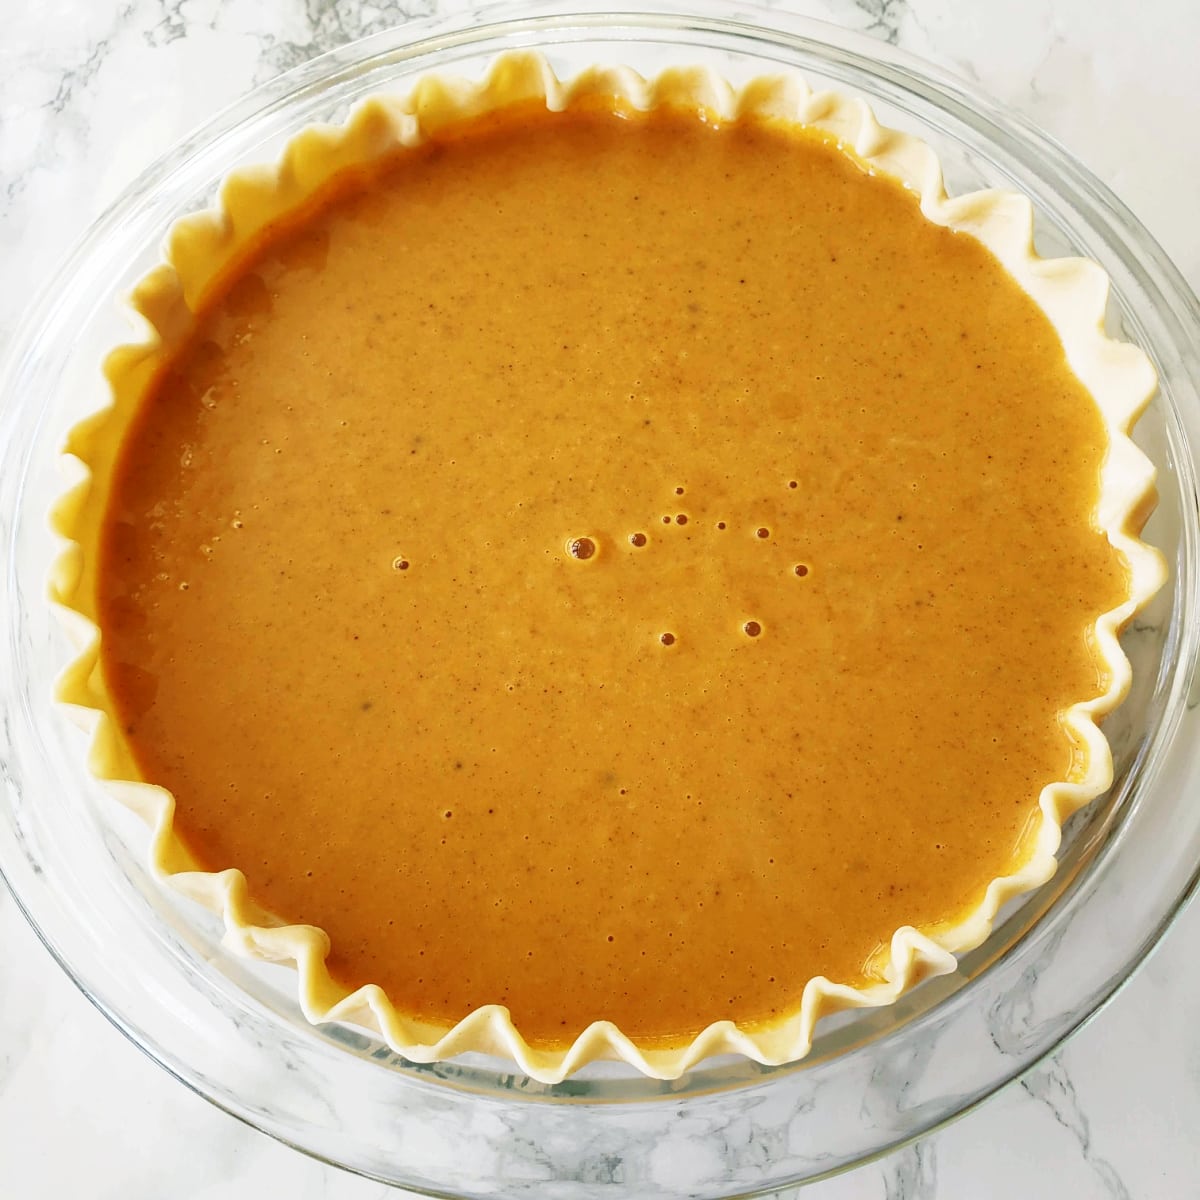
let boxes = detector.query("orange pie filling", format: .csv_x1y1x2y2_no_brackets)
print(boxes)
92,98,1132,1050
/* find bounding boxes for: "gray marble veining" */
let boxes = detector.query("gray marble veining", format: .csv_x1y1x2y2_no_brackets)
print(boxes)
1021,1057,1132,1200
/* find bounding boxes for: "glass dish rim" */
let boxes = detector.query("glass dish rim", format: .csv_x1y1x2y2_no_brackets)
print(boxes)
2,1,1199,1194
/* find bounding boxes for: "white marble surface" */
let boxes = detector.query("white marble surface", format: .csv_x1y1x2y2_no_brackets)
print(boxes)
3,1,1200,1196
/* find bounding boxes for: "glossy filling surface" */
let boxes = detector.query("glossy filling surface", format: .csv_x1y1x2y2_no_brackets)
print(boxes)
98,102,1127,1046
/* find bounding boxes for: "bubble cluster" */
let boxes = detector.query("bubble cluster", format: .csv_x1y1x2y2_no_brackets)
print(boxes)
559,480,810,650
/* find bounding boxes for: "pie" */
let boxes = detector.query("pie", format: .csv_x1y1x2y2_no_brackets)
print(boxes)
50,53,1165,1082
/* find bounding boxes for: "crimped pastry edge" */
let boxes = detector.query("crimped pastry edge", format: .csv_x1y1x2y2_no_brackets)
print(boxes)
49,51,1168,1083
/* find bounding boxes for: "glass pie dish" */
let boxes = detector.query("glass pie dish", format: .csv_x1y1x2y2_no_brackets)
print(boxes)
1,2,1198,1195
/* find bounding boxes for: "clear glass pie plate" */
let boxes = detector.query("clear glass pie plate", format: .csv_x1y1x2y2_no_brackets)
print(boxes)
2,2,1199,1195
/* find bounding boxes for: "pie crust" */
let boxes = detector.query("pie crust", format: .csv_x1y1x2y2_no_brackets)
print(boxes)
49,52,1167,1083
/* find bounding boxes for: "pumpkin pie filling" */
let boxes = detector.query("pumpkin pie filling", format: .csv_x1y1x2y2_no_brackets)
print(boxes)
95,100,1129,1048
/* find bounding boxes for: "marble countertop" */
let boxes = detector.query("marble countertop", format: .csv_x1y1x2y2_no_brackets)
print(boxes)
3,1,1199,1197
